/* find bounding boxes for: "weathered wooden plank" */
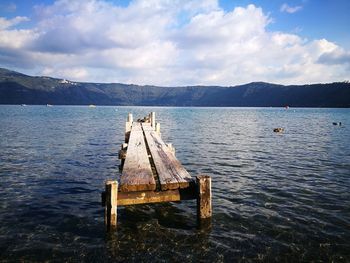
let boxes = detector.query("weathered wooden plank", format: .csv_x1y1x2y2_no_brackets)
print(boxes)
101,182,197,207
117,187,196,206
120,122,155,192
142,123,192,190
142,122,154,131
166,143,175,156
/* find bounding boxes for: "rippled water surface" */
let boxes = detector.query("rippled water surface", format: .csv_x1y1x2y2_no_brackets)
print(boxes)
0,106,349,262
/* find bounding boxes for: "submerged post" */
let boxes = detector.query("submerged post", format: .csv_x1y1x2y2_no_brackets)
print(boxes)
196,175,212,226
105,180,118,229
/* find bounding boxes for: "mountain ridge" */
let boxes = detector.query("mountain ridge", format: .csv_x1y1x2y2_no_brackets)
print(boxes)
0,68,349,107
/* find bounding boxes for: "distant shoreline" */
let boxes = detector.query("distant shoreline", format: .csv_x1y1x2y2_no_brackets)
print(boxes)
1,104,350,109
1,68,349,108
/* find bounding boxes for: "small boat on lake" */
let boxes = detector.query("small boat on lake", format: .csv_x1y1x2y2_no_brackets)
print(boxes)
88,105,96,108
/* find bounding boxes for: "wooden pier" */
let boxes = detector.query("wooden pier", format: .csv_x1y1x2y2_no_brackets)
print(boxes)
102,112,212,229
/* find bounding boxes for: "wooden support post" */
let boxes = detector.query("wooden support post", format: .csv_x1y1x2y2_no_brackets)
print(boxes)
127,113,133,123
125,114,132,143
151,112,156,129
197,175,212,225
117,186,196,206
125,122,131,143
105,180,118,229
118,143,128,159
118,149,127,160
155,122,160,135
118,143,128,170
125,121,131,133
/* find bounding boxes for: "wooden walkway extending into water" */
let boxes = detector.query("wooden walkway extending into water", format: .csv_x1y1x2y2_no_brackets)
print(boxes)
102,112,212,229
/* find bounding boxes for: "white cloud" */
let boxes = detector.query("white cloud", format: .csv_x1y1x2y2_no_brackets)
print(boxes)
42,67,89,80
280,3,303,14
0,16,29,30
0,29,35,49
317,47,350,66
0,0,349,85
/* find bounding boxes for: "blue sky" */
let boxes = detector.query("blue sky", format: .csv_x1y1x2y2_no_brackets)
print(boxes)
226,1,349,47
0,0,349,85
2,0,349,46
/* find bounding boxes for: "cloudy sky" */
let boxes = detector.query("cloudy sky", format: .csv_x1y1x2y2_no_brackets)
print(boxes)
0,0,349,86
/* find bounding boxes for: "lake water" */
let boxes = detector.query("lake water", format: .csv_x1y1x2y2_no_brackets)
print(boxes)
0,106,349,262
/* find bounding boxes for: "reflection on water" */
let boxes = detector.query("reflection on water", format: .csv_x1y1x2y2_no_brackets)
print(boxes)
0,106,349,262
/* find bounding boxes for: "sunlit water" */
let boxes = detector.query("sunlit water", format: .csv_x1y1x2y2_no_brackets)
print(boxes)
0,106,349,262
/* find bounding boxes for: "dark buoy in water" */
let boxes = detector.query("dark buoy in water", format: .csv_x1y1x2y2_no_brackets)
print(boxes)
273,128,284,133
333,122,342,126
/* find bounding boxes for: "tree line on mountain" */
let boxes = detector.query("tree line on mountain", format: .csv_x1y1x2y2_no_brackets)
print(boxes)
0,68,349,107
